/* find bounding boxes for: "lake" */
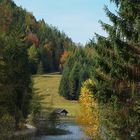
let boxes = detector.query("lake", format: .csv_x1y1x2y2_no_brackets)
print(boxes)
35,121,91,140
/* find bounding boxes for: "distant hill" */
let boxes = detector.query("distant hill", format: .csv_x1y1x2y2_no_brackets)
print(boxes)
0,0,76,74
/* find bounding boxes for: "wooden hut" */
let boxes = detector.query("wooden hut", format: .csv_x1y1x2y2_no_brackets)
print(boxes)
53,108,68,116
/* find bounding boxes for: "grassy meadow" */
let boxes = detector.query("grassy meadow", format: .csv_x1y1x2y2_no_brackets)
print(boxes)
32,73,79,117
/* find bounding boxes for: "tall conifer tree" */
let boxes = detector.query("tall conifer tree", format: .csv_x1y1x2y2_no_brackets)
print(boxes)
91,0,140,139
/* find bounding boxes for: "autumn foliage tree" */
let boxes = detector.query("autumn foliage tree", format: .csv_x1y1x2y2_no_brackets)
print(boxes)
27,32,39,48
77,79,99,139
59,50,69,71
37,19,75,73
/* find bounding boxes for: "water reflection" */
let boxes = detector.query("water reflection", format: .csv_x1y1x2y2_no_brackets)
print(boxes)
35,122,91,140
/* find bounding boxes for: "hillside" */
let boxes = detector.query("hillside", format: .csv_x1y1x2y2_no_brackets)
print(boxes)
0,0,75,74
32,73,79,117
0,0,139,139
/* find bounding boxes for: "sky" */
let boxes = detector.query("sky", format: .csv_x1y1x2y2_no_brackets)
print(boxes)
13,0,116,45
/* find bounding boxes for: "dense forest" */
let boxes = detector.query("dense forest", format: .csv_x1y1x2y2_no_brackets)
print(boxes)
0,0,75,135
0,0,140,140
59,47,94,100
60,0,140,139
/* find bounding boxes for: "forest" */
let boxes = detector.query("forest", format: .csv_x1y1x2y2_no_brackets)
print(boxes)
0,0,140,140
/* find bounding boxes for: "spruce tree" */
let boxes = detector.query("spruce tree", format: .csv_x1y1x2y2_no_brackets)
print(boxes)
69,62,80,100
91,0,140,139
59,48,94,100
4,35,31,128
59,67,70,99
0,30,32,129
28,44,39,74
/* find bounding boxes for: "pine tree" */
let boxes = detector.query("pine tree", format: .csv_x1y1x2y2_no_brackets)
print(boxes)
69,61,80,100
28,44,39,74
91,0,140,139
4,35,31,127
59,67,70,99
59,48,94,100
0,30,32,129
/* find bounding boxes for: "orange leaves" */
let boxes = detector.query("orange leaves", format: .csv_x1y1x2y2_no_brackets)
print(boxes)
77,79,99,138
27,32,39,48
44,43,53,58
44,42,52,50
60,50,69,65
59,50,69,70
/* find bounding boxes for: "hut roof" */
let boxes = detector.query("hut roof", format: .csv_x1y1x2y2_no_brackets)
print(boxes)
53,108,68,114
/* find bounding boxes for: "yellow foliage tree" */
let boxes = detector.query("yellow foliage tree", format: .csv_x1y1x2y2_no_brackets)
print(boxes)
77,79,99,139
59,50,69,71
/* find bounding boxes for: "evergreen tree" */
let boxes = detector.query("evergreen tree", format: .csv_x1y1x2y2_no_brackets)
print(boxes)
0,0,76,131
28,44,39,74
5,36,31,127
69,62,80,100
59,48,94,100
37,61,44,74
59,67,70,99
90,0,140,139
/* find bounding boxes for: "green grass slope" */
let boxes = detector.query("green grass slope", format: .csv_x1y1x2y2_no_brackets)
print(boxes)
32,73,79,117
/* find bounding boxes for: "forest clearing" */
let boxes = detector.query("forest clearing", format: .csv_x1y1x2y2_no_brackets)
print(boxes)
33,73,91,140
32,73,80,117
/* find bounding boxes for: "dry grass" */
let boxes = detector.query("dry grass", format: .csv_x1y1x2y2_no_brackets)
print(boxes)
32,73,79,117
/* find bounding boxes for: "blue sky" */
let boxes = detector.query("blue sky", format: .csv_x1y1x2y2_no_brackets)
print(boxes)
13,0,116,45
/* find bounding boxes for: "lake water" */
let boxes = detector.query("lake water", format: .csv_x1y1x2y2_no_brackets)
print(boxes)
35,122,91,140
